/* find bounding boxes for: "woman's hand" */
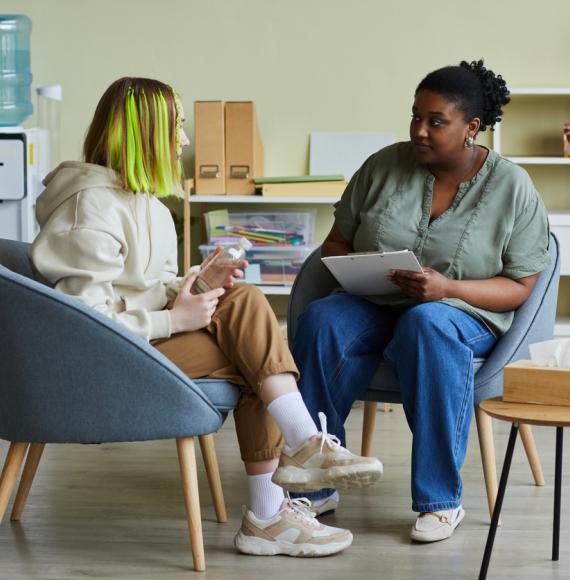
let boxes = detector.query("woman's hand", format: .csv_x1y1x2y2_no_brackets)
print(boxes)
389,267,451,302
169,272,225,333
200,247,248,289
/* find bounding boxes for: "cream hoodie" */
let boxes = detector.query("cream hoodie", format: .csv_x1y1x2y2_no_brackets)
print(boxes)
30,161,183,341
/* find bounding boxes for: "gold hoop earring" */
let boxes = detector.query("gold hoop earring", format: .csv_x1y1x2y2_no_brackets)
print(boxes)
465,136,475,148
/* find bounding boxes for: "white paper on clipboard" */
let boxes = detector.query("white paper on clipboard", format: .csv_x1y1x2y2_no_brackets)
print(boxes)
321,250,423,295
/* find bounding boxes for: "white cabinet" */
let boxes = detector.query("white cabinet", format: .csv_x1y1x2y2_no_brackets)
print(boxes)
492,87,570,162
549,213,570,276
493,88,570,336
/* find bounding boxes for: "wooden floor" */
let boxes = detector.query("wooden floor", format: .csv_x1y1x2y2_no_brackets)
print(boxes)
0,405,569,579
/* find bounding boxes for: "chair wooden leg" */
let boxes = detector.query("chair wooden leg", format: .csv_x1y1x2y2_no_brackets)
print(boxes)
519,423,545,486
475,406,500,524
361,401,378,456
198,434,227,523
11,443,45,522
176,437,205,572
0,442,29,524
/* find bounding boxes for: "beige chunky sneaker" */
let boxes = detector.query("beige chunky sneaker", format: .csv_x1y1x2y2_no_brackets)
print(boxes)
272,412,383,492
234,497,353,557
410,506,465,543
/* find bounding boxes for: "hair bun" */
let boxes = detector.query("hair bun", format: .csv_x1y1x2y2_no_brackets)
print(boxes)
460,59,510,129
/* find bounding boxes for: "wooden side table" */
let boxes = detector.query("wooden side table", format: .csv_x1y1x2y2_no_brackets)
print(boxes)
478,398,570,580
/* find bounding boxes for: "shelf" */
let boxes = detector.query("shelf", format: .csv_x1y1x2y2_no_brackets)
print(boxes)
492,89,570,157
505,157,570,165
189,195,340,204
183,192,339,270
255,285,291,296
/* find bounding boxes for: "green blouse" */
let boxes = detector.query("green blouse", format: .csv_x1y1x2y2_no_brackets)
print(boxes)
333,141,551,336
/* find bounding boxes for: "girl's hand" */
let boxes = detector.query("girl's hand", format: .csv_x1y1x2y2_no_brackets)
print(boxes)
388,267,451,302
169,272,225,333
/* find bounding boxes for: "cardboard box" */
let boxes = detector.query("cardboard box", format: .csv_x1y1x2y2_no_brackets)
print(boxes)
194,101,225,194
225,102,264,195
503,360,570,406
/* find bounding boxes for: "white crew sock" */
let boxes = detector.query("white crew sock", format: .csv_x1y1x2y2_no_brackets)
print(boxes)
248,472,285,520
267,391,319,449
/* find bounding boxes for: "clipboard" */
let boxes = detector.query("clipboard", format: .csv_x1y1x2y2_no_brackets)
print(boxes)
321,250,423,295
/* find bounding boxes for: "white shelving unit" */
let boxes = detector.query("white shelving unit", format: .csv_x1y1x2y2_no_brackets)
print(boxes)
493,88,570,336
492,87,570,157
253,285,295,296
182,187,341,296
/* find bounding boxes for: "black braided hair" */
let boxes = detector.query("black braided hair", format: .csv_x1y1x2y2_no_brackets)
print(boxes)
415,59,510,131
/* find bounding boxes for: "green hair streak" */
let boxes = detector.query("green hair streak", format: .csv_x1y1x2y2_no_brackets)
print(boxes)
107,86,181,197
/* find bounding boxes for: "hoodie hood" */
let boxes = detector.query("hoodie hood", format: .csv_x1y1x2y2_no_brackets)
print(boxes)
36,161,125,226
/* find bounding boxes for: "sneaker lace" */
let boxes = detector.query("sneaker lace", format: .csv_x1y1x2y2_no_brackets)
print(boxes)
318,411,341,454
285,495,320,528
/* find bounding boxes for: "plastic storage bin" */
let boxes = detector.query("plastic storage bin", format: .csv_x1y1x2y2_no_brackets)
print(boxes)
204,210,315,246
199,244,317,286
0,15,33,126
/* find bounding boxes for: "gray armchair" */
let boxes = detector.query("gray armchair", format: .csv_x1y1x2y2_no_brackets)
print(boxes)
288,233,561,520
0,239,240,571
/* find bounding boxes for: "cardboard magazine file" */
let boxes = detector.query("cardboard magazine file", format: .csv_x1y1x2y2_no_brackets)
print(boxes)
503,360,570,406
225,102,264,195
194,101,226,194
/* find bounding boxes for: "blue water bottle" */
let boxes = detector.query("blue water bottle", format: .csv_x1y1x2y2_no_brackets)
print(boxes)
0,15,32,126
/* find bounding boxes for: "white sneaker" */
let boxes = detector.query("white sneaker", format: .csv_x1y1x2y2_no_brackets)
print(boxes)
410,506,465,543
234,497,353,557
272,413,383,492
311,491,340,517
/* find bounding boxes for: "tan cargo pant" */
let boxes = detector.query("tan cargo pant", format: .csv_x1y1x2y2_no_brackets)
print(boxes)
153,284,299,462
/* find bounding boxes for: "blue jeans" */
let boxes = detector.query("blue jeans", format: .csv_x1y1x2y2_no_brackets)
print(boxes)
292,294,496,512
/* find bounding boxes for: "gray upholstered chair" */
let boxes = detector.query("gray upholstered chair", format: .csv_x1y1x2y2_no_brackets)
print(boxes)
288,233,561,520
0,239,240,571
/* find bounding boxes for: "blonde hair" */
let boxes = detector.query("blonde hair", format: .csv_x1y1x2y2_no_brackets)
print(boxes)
83,77,183,197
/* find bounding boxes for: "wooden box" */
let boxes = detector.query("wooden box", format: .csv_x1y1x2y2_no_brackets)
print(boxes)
503,360,570,406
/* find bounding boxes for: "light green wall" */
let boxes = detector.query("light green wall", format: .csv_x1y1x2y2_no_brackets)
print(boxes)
1,0,569,173
2,0,569,316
